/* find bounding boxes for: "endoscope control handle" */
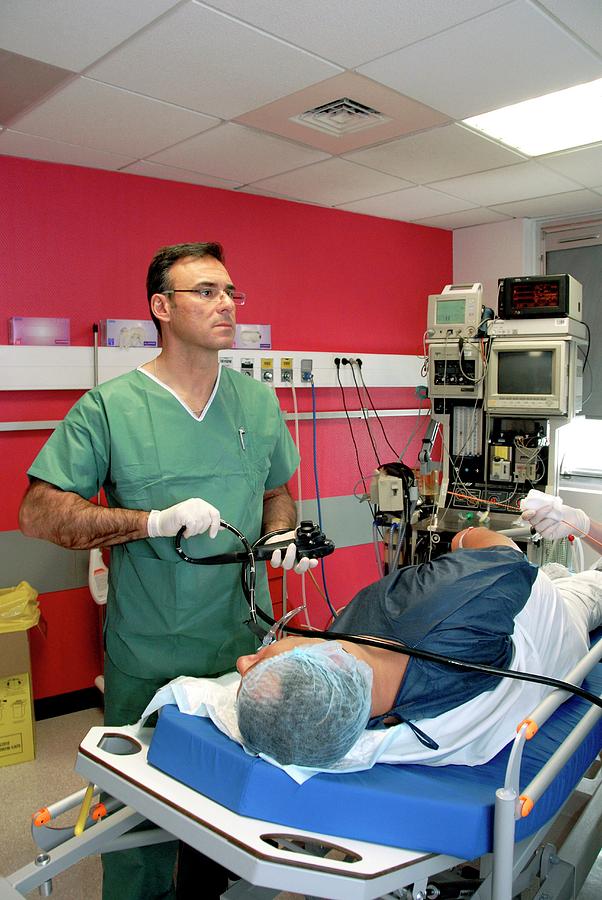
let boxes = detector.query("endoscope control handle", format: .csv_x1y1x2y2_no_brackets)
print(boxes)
254,520,336,562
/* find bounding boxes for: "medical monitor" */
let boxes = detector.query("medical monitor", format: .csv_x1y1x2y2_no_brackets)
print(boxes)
498,275,582,320
485,339,579,417
427,283,483,339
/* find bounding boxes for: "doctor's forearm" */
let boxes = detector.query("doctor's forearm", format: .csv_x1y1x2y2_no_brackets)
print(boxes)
19,480,149,550
262,485,297,533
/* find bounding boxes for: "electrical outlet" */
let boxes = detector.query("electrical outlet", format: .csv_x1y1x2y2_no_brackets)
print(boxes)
261,357,274,382
240,358,254,378
280,357,293,383
300,359,313,382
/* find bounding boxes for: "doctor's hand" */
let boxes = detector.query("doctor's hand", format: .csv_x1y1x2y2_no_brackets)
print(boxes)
519,489,590,540
266,530,320,575
147,498,221,539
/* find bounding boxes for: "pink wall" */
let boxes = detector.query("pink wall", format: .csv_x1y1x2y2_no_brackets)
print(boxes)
0,155,450,349
1,155,452,698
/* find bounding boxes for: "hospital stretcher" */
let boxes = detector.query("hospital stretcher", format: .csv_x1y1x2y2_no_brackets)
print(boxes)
2,637,601,900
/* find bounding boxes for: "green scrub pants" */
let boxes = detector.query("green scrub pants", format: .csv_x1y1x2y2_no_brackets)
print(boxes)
102,654,230,900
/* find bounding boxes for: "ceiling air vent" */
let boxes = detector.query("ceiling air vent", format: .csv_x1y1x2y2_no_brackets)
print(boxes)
290,97,391,136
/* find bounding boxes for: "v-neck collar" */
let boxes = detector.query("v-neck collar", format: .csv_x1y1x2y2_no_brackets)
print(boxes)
138,364,222,421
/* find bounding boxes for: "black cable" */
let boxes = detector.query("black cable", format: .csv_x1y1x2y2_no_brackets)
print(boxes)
280,625,602,710
345,358,381,466
355,359,400,459
180,521,602,710
581,321,593,406
336,359,370,496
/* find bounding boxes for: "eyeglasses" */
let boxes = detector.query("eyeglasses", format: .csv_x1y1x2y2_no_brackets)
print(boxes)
165,287,246,306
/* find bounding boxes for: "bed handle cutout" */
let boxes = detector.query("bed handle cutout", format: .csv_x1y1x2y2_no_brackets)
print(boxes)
97,734,142,755
261,833,362,863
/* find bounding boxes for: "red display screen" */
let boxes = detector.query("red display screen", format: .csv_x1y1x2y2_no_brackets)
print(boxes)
511,281,561,310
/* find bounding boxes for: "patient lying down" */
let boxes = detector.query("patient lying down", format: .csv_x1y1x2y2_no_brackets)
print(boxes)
235,527,602,772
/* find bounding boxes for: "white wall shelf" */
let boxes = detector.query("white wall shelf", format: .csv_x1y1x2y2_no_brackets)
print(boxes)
0,346,424,391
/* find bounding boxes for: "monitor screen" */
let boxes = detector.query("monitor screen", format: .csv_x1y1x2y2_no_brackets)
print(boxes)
435,298,466,325
511,280,560,311
497,349,553,395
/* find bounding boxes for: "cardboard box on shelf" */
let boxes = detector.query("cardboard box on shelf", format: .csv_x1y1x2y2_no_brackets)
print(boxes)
9,316,70,346
100,319,158,347
0,630,35,767
233,324,271,349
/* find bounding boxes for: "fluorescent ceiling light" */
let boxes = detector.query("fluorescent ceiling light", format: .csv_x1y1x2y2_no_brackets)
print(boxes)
463,77,602,156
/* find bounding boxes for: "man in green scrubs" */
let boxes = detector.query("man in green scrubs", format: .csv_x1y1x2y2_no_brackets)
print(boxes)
19,242,304,899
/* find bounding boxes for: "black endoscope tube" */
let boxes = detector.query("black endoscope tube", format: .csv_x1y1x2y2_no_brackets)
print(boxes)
177,522,602,710
277,625,602,710
176,521,259,623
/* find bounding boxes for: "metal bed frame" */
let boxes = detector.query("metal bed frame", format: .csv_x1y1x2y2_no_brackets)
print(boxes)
1,642,600,900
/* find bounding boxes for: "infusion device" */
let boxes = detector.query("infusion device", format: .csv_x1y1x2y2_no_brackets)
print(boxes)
498,275,582,321
427,283,483,339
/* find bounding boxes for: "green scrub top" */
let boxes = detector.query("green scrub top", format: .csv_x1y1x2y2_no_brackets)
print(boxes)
28,366,299,680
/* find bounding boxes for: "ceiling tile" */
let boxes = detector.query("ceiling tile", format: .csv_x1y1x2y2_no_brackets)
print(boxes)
336,186,477,221
431,161,582,206
206,0,508,68
246,158,413,206
0,49,74,124
0,129,135,169
490,190,602,219
538,0,602,55
0,0,181,71
344,124,525,183
236,186,323,207
8,77,219,158
87,2,342,120
235,72,449,154
538,145,602,189
357,0,602,119
148,123,330,182
413,208,512,230
120,160,241,188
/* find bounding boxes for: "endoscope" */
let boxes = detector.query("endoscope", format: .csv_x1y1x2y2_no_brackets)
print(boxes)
175,521,602,710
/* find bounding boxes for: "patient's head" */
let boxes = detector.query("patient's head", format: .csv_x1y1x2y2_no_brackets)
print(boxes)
236,639,373,768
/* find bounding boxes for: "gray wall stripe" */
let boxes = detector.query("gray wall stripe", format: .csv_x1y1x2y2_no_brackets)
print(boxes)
1,496,376,594
297,495,375,550
0,532,89,594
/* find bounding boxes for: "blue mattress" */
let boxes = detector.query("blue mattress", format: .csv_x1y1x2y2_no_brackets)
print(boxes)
148,643,602,860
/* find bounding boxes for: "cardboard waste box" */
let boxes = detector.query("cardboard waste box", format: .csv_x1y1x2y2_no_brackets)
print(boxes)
0,582,39,767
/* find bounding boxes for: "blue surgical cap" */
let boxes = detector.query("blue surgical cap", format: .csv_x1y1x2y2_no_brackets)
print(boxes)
237,641,373,768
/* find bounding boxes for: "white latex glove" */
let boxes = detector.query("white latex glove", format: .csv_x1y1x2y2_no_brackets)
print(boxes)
147,498,221,539
266,530,320,575
519,489,590,540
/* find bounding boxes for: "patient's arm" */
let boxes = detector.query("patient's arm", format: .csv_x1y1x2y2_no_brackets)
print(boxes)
451,526,520,552
584,519,602,553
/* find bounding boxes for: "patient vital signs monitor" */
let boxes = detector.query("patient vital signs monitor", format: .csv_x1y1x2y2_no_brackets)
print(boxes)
427,282,484,339
498,274,582,320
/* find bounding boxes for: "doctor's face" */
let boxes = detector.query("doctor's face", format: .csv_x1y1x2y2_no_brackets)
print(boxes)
156,255,238,351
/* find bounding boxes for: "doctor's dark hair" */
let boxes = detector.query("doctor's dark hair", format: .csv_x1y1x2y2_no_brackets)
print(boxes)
146,242,226,335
